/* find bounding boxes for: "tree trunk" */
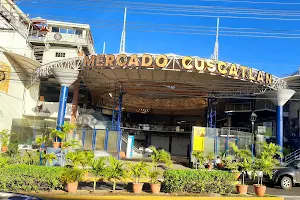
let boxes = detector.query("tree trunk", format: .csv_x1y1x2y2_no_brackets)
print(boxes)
113,180,116,191
93,179,96,192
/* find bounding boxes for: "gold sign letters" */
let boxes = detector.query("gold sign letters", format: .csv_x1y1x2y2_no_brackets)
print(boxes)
83,54,273,85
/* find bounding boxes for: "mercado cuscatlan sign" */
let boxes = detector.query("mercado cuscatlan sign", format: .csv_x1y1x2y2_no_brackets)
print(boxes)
83,54,273,85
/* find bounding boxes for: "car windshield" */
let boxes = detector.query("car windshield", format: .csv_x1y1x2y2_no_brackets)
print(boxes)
287,160,300,167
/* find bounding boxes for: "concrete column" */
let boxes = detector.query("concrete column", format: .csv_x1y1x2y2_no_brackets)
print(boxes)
51,68,79,133
265,89,295,153
277,106,283,151
71,81,80,124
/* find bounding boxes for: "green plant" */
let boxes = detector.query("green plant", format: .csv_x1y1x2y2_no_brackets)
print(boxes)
90,157,108,192
129,161,149,183
253,142,282,186
0,164,63,192
149,170,161,184
0,155,10,168
206,152,215,165
230,143,252,185
65,151,81,168
192,151,206,169
223,155,239,172
150,146,172,171
65,150,94,169
51,123,76,142
61,167,84,184
36,135,48,147
106,156,127,191
163,169,235,194
22,150,40,165
42,152,57,166
0,129,14,147
5,140,19,158
61,139,82,150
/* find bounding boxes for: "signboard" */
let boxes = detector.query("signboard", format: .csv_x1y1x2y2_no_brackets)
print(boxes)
126,135,134,158
83,54,273,86
192,127,206,152
0,62,10,93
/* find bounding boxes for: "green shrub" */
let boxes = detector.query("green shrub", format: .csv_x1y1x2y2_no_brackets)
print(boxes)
163,169,235,194
61,167,84,183
0,164,63,192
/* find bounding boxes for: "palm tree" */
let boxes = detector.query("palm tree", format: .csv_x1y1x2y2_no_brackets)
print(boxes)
150,146,172,171
106,156,127,191
90,157,107,192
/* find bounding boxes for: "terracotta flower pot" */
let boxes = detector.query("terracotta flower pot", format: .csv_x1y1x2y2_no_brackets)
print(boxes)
254,184,266,197
236,184,248,195
67,182,78,193
53,142,60,148
132,183,144,194
150,183,161,194
1,146,8,152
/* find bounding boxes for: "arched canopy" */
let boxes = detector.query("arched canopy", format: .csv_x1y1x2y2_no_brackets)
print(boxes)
30,53,287,113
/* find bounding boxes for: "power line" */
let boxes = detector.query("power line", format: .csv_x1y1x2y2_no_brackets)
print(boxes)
15,1,300,21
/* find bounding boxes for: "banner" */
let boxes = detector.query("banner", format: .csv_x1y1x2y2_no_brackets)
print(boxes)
126,135,134,158
192,127,206,152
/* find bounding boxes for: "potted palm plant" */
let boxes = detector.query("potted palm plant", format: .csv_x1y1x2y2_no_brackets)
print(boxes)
206,152,215,170
150,146,172,171
129,161,149,193
231,143,252,195
253,142,281,197
61,167,84,193
90,157,108,192
50,123,76,148
149,170,161,194
106,156,127,192
149,146,172,193
0,129,14,152
192,151,206,169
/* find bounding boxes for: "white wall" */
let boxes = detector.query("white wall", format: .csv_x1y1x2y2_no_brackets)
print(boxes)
0,20,34,130
42,46,79,64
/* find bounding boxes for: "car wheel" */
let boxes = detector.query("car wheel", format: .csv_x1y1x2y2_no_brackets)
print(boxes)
281,176,293,190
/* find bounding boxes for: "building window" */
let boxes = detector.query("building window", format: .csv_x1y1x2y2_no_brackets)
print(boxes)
52,27,59,32
75,29,83,36
55,52,66,58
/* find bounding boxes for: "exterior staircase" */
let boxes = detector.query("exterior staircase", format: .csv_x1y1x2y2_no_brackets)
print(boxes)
284,148,300,165
32,46,45,63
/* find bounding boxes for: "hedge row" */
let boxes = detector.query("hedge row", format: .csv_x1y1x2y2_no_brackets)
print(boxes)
0,164,63,192
163,169,236,194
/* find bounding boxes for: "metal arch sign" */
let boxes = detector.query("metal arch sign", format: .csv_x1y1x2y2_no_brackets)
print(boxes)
83,54,274,86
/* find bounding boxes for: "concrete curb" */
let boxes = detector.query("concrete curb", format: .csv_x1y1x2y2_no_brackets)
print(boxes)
34,195,284,200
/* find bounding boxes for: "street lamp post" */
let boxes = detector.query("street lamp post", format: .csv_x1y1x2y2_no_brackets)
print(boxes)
250,112,257,157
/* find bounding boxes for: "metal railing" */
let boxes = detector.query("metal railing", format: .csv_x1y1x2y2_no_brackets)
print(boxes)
0,2,29,37
284,148,300,165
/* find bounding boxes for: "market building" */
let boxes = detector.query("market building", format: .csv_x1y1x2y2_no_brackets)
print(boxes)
1,0,300,164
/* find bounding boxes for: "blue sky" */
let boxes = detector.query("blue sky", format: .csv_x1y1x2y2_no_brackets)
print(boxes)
19,0,300,76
